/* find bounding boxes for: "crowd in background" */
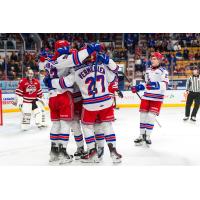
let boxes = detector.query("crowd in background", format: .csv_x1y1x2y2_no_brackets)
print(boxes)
133,33,200,77
0,51,39,80
0,33,127,80
1,33,200,80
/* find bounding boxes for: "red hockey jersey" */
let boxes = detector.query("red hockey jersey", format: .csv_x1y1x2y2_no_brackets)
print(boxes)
15,78,42,103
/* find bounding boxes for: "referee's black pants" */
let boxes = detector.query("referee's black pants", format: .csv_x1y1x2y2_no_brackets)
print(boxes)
185,91,200,117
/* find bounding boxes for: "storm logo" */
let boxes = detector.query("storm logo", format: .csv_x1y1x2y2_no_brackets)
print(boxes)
26,85,36,94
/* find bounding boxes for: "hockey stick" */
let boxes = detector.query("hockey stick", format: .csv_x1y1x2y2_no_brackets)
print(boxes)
134,91,162,128
122,72,162,128
92,53,99,98
113,94,119,109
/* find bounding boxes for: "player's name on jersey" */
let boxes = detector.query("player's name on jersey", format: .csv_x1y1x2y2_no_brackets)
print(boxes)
78,65,105,79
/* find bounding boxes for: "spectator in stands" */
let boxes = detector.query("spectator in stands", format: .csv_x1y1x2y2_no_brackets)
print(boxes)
173,42,181,51
167,40,173,51
10,52,18,62
125,33,134,54
189,51,195,60
183,47,189,60
148,38,156,48
195,51,200,60
176,50,183,60
0,56,4,65
0,70,4,80
7,66,17,80
135,55,142,72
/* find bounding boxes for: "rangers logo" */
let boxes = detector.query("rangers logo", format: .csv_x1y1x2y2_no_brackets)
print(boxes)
26,85,37,94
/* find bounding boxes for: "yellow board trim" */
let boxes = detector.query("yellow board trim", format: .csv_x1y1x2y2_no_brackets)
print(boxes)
3,107,50,113
2,104,186,113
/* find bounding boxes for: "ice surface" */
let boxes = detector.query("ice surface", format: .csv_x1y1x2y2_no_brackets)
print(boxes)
0,107,200,166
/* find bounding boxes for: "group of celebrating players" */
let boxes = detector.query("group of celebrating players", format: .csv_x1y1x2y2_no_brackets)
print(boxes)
14,39,169,165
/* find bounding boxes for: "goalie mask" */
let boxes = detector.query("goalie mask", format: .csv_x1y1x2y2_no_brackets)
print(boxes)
26,69,34,80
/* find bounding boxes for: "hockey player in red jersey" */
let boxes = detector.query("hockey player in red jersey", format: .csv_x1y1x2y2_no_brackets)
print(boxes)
131,52,169,146
14,69,46,130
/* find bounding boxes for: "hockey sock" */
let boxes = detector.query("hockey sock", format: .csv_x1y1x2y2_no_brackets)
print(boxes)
82,124,96,150
71,120,84,148
140,112,148,135
50,121,61,147
101,122,116,148
94,124,105,148
95,133,105,148
145,112,156,136
59,120,71,148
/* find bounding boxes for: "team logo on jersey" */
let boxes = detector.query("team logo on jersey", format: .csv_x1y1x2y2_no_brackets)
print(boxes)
26,85,37,94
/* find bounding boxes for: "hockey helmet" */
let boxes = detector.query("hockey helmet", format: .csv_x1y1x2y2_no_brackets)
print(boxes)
55,40,71,51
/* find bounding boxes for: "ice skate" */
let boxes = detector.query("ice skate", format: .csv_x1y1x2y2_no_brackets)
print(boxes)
134,135,144,146
190,116,196,122
49,143,59,163
37,123,48,129
134,134,151,147
58,144,73,165
97,147,104,161
183,116,189,121
80,148,99,163
74,146,86,160
108,143,122,163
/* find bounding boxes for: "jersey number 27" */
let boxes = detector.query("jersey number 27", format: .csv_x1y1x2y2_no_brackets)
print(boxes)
85,75,105,96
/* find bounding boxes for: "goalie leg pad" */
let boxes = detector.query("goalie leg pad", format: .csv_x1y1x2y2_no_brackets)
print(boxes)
21,103,32,130
33,108,43,126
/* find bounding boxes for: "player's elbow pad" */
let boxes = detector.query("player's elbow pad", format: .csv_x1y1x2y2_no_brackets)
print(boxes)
52,77,74,90
107,59,119,73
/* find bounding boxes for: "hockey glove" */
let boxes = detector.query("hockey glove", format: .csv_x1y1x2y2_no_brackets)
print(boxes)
146,82,160,90
117,90,124,98
87,43,102,55
131,84,145,93
43,76,53,89
98,54,109,64
57,46,70,55
108,81,118,94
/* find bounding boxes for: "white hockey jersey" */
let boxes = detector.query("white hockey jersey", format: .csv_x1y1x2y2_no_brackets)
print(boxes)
73,83,82,103
52,59,118,111
38,49,91,97
142,66,169,102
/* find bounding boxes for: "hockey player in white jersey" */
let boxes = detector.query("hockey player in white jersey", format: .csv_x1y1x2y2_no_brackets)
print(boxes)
39,41,103,164
71,83,86,160
46,53,122,163
131,52,169,146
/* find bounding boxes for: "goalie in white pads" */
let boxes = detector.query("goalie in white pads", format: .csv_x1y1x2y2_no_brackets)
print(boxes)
14,69,46,130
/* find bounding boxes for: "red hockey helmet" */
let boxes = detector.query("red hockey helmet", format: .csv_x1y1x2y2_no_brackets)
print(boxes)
54,40,71,51
151,52,163,61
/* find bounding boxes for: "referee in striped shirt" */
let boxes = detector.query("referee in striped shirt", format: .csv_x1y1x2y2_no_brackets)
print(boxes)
183,66,200,121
